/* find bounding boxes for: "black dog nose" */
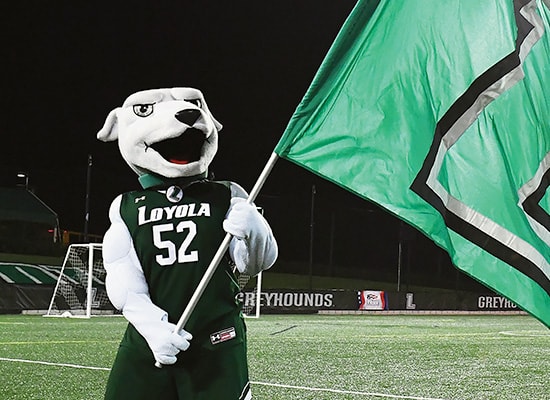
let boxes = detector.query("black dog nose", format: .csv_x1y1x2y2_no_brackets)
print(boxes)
175,109,201,126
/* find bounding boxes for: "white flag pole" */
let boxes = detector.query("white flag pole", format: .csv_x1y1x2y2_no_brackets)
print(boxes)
155,152,280,368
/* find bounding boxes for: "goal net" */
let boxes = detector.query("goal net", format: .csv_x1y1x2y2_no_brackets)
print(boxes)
237,271,263,318
45,243,115,318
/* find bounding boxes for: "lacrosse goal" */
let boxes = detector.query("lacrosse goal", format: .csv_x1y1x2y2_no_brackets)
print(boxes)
45,243,115,318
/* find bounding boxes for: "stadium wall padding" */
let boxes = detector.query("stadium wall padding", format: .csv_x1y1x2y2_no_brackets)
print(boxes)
0,283,521,314
0,282,53,313
238,289,521,314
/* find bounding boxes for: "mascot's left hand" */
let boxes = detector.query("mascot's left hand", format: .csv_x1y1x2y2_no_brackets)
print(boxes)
223,197,277,275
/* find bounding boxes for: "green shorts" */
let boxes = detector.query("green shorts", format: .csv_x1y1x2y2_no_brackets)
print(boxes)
104,316,251,400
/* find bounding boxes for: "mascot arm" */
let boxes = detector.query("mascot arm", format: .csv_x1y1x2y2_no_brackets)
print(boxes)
223,182,278,276
103,195,192,365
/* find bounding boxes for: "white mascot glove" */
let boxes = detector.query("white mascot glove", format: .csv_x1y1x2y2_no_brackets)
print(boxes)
223,198,257,240
223,197,278,275
146,319,193,366
122,292,192,366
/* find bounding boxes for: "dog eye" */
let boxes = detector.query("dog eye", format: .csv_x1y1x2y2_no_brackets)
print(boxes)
133,104,154,117
186,98,202,108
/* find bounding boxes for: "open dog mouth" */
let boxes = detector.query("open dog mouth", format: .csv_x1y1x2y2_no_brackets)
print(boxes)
149,128,205,165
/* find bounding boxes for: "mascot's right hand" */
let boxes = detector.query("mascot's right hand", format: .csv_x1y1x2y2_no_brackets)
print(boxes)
148,320,193,365
116,290,192,366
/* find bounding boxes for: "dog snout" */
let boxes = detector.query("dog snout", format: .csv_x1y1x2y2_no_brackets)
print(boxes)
175,109,201,126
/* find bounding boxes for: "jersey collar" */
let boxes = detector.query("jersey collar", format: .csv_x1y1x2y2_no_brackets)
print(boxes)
138,172,208,189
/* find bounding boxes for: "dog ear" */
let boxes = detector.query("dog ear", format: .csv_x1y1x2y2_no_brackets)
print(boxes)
97,108,120,142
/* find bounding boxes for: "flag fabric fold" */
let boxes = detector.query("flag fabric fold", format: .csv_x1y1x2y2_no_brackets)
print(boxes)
275,0,550,327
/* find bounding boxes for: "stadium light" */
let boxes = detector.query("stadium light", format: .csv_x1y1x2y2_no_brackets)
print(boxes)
16,172,29,190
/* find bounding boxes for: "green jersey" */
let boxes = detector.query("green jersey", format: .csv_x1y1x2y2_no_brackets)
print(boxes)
116,179,242,359
105,177,252,399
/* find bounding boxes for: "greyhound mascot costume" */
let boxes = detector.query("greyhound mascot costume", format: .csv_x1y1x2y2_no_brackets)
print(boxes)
97,87,277,399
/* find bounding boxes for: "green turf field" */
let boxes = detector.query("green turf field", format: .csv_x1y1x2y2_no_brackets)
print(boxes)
0,314,548,399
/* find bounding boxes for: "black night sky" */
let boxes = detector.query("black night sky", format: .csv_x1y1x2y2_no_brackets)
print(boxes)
2,1,466,288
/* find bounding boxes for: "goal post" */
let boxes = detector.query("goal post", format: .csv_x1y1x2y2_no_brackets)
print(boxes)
237,270,263,318
45,243,114,318
236,205,266,318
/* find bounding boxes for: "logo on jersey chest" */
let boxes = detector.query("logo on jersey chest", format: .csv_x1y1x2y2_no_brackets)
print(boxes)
166,185,184,203
137,203,211,225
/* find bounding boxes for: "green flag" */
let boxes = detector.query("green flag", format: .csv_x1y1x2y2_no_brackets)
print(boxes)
274,0,550,327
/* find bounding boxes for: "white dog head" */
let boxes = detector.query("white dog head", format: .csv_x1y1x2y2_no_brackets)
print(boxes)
97,87,222,179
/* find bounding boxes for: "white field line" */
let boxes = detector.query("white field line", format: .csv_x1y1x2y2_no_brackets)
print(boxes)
0,357,110,371
499,330,550,337
251,381,448,400
0,357,447,400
